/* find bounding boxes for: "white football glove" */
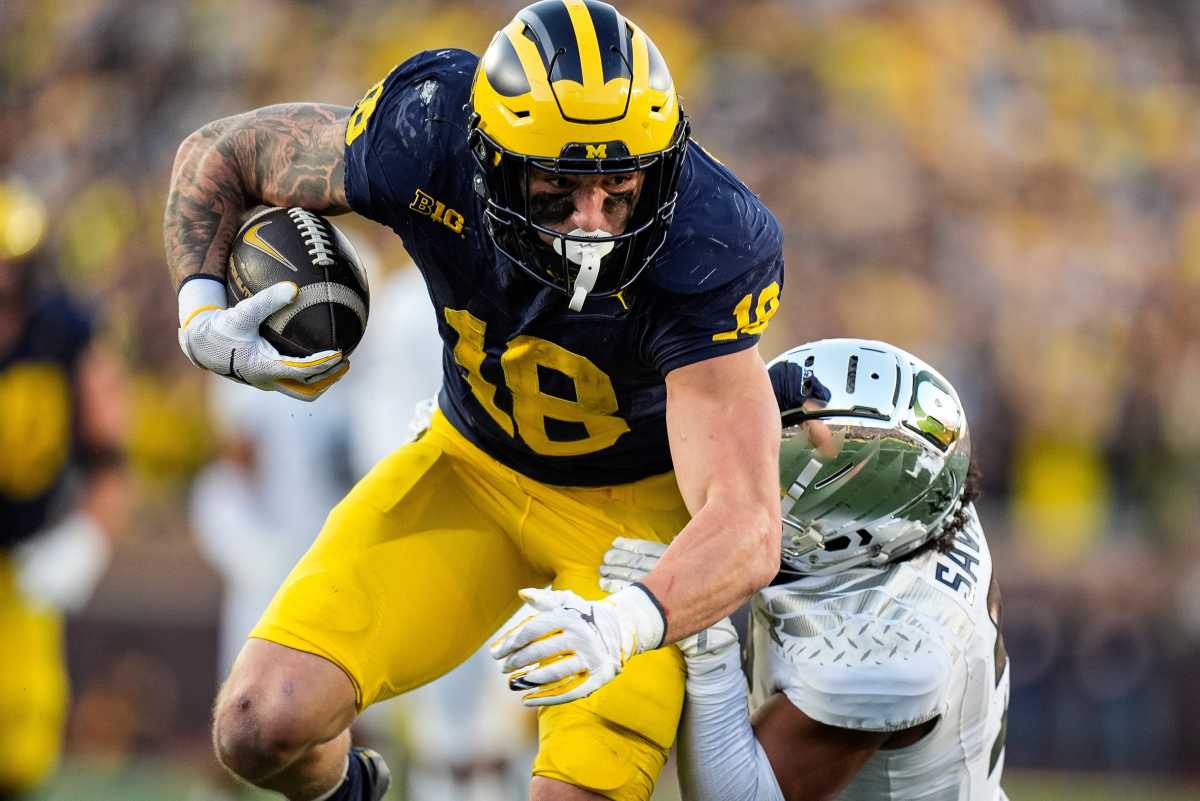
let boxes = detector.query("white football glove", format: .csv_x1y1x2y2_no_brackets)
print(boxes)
490,584,666,707
15,511,111,612
177,275,348,402
600,537,739,666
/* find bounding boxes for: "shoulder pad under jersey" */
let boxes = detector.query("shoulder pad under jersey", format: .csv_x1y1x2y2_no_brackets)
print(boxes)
646,141,782,295
343,49,477,229
779,624,953,732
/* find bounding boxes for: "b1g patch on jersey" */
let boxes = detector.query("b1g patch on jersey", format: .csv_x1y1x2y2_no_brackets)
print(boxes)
410,189,466,235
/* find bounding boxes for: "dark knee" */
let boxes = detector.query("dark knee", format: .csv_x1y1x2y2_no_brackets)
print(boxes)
212,639,358,784
213,681,313,783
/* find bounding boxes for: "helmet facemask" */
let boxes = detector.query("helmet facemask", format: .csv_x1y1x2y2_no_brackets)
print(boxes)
468,115,688,308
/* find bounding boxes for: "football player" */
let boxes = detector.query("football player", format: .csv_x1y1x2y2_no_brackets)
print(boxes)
163,3,785,801
601,339,1011,801
0,180,130,798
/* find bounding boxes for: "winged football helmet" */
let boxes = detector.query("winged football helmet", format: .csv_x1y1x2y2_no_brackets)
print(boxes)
468,0,689,309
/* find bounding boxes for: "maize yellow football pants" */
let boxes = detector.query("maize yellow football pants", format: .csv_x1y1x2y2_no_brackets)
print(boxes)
252,411,689,801
0,554,67,794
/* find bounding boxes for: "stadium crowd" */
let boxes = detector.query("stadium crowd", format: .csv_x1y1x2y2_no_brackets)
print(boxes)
3,0,1200,784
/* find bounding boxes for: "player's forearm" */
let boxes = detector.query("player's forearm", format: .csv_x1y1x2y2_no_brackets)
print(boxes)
679,648,785,801
164,116,254,287
79,463,131,543
657,347,782,641
163,104,352,288
640,497,779,642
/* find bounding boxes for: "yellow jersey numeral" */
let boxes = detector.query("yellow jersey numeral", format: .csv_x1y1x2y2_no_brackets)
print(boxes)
443,308,514,436
712,281,780,342
0,363,70,498
345,78,385,146
443,309,629,456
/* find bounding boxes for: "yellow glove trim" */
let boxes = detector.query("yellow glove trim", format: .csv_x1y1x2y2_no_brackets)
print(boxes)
278,350,343,369
520,670,589,701
181,305,222,329
276,361,350,398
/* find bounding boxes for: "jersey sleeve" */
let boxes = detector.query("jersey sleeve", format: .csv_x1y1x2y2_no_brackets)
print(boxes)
643,253,783,375
343,49,477,232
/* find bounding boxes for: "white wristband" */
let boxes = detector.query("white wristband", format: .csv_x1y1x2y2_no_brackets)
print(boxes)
608,583,667,655
178,275,227,327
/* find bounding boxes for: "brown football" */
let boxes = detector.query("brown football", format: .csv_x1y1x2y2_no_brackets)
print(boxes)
226,207,370,357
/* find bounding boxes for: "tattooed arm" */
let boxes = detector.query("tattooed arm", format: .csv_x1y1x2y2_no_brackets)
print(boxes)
163,103,350,289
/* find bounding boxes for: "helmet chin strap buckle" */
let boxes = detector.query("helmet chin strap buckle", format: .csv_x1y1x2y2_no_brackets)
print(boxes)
554,229,614,311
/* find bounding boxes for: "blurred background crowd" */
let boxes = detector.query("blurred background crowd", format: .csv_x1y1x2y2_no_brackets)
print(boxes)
3,0,1200,798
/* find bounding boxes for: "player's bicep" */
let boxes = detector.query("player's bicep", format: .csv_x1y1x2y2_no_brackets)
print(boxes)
246,103,353,214
752,694,889,801
664,347,780,516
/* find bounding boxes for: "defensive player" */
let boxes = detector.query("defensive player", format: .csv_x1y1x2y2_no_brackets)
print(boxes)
601,339,1011,801
162,3,784,801
0,181,129,798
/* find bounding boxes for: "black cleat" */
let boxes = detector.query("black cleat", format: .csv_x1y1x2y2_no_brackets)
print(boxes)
352,746,391,801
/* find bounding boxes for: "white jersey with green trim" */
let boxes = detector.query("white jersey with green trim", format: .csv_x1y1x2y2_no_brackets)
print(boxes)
748,506,1010,801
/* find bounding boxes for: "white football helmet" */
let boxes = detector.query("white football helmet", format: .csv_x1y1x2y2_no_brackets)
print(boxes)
769,339,971,575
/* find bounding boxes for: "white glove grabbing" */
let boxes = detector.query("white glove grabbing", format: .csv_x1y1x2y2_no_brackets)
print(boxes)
600,537,739,664
490,584,665,707
177,276,347,402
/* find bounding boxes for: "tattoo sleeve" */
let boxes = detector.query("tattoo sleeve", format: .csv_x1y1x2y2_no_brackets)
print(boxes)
163,103,352,288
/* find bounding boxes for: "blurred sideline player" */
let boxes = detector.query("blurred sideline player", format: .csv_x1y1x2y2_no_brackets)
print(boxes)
602,339,1011,801
194,257,534,800
0,181,130,798
189,370,355,677
164,2,786,800
342,264,537,801
189,234,398,676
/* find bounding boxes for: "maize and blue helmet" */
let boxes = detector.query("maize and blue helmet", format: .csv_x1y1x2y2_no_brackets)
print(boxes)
468,0,689,307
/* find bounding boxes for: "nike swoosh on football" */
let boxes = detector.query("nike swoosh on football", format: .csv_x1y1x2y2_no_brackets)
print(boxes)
244,220,299,272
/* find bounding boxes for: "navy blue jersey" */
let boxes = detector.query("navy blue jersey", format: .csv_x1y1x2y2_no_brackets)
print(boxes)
0,292,92,547
344,50,783,486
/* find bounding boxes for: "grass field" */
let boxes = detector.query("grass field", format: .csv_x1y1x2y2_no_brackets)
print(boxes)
27,760,1200,801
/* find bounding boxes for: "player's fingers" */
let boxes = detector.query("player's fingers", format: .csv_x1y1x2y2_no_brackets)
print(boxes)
518,586,574,611
512,653,586,688
499,634,573,673
497,628,572,672
274,349,344,375
303,356,350,383
275,361,349,401
518,671,592,706
598,577,631,593
612,537,668,555
598,563,647,583
491,612,536,654
520,671,600,707
231,281,299,327
490,614,564,660
507,650,582,690
602,548,660,573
